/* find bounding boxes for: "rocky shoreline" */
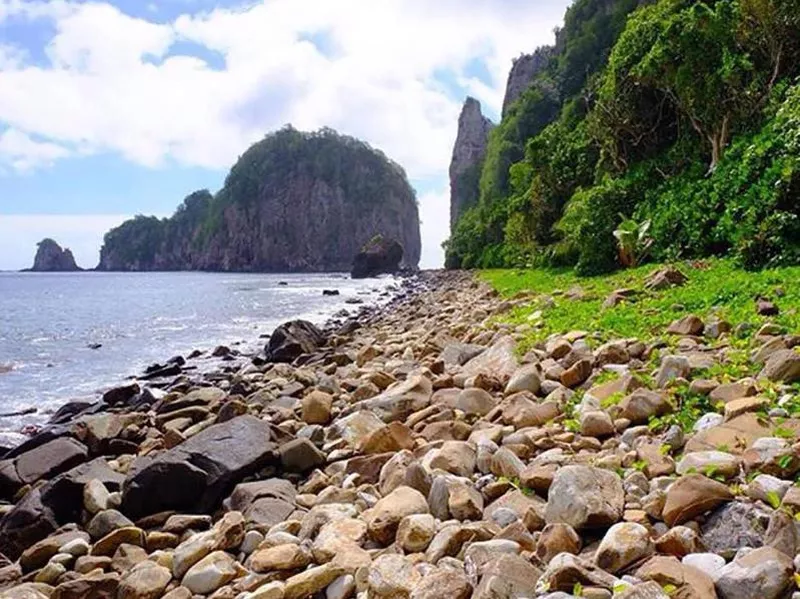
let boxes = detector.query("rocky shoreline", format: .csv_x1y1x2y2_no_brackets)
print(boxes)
0,269,799,599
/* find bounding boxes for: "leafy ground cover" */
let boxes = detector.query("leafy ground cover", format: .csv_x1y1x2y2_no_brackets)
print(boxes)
482,259,800,352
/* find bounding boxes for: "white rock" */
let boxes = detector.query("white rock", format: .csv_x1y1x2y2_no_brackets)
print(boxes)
682,553,725,581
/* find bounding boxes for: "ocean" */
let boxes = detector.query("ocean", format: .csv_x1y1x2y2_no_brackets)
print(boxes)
0,271,396,433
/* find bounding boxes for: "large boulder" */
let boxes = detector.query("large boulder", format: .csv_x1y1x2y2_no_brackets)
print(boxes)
0,458,124,559
351,235,404,279
121,415,278,518
265,320,325,363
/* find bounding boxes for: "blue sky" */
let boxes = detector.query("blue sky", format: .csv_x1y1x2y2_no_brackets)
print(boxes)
0,0,570,270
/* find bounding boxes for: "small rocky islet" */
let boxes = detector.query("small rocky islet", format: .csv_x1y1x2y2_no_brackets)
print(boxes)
0,267,799,599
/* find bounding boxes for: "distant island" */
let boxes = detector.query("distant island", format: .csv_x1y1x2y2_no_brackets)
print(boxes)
22,238,82,272
96,127,421,274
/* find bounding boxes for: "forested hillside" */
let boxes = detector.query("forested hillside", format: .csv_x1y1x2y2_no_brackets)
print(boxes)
98,127,421,272
446,0,800,274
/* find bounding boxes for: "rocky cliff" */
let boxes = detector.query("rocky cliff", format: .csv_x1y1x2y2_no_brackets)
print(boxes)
97,128,421,272
25,239,81,272
501,48,554,116
449,98,494,229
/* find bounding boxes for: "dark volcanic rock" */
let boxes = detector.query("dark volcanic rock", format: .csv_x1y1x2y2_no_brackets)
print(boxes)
121,415,278,518
351,236,404,279
449,97,494,229
25,238,81,272
0,458,124,559
96,128,421,272
265,320,326,363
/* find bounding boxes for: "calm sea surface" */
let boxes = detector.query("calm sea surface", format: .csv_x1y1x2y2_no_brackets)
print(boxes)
0,271,396,431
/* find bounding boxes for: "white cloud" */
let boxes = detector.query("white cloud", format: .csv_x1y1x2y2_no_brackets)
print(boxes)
418,187,450,270
0,128,71,172
0,214,135,270
0,0,571,266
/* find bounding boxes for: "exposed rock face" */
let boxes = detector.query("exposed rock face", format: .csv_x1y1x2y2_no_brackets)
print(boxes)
25,239,81,272
351,235,404,278
449,97,494,229
96,128,421,273
501,48,553,116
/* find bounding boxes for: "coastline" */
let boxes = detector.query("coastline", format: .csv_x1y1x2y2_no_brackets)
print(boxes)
0,271,404,438
0,267,799,598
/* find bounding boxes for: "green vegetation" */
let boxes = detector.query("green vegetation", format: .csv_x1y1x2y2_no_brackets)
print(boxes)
447,0,800,274
483,259,800,350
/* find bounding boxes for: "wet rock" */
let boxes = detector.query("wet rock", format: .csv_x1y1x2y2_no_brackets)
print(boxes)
265,320,325,363
121,415,278,517
102,383,140,406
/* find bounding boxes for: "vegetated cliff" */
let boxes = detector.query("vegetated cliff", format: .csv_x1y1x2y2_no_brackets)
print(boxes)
24,239,81,272
97,127,421,272
501,48,553,117
449,98,494,229
447,0,800,273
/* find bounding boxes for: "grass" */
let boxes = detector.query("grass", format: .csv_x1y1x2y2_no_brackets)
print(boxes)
482,259,800,352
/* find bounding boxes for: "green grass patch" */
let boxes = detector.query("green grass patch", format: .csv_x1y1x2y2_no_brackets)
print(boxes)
481,259,800,353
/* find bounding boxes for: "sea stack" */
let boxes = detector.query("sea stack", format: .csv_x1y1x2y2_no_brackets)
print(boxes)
25,238,81,272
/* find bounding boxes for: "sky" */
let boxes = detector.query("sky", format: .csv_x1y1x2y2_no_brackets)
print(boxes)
0,0,571,271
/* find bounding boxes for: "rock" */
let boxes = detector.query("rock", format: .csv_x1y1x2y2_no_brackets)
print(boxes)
654,526,701,558
682,553,725,581
645,267,688,290
50,571,119,599
11,437,88,487
25,238,81,272
364,486,429,545
91,526,145,556
397,514,435,553
545,466,624,530
449,97,494,228
351,235,404,278
620,389,672,424
662,474,733,527
181,550,241,595
121,415,278,517
667,315,704,336
655,356,691,389
411,567,472,599
474,554,542,599
462,335,518,382
301,390,333,424
760,349,800,383
505,364,541,395
756,299,779,316
595,522,654,574
279,438,325,473
0,458,124,560
250,544,311,572
724,396,770,421
560,359,593,388
537,523,582,563
456,388,496,416
538,553,618,593
87,509,134,539
676,451,740,479
709,381,757,404
250,581,285,599
616,581,671,599
429,441,476,478
83,479,111,515
501,48,552,115
351,374,432,423
284,564,345,599
581,411,615,438
265,320,325,363
19,531,89,572
715,546,793,599
700,502,770,559
117,561,172,599
367,554,420,597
